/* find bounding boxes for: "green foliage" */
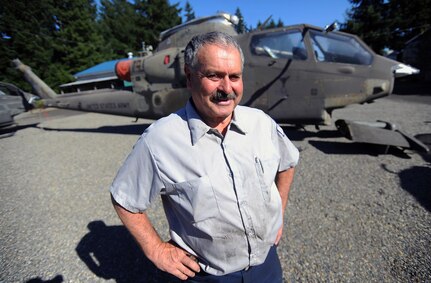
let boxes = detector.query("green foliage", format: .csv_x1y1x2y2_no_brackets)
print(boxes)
342,0,431,54
98,0,182,56
267,19,284,29
51,0,113,76
255,17,284,30
184,1,195,22
134,0,182,48
0,0,182,91
234,7,247,33
0,0,57,91
98,0,140,58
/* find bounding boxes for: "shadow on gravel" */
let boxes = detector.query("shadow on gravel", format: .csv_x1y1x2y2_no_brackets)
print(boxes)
26,275,63,283
76,220,180,283
0,123,39,138
39,123,152,136
280,126,342,141
399,166,431,212
308,140,412,158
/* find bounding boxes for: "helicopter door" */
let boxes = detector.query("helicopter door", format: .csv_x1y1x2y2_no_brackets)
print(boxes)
243,29,326,124
307,29,374,110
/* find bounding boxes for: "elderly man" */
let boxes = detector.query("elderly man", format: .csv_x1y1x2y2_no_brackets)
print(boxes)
110,31,299,282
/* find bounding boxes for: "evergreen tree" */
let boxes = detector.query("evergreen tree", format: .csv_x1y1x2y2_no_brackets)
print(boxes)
98,0,139,57
387,0,431,51
256,20,263,30
265,18,284,29
342,0,390,54
184,1,195,22
276,19,284,28
51,0,112,77
267,19,277,29
0,0,113,90
0,0,57,90
255,17,283,30
135,0,182,48
342,0,431,54
234,7,246,33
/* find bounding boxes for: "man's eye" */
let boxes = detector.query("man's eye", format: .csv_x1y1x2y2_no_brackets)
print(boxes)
230,75,241,82
206,74,220,81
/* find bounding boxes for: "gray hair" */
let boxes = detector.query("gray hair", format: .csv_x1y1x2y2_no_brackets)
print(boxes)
184,31,244,70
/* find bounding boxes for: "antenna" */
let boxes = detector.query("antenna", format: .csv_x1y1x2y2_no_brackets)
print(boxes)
257,15,273,30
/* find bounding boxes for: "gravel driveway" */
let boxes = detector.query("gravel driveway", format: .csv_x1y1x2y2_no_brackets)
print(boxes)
1,93,430,282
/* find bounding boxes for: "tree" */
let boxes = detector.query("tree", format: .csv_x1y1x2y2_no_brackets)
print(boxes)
342,0,391,54
267,19,277,29
234,7,246,33
254,16,283,30
387,0,431,51
256,20,263,30
0,0,185,90
98,0,140,57
0,0,113,91
0,0,57,90
276,19,284,28
342,0,431,54
184,1,195,22
135,0,182,48
51,0,113,79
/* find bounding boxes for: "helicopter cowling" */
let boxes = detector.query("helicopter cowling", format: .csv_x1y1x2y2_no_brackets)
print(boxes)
117,48,187,96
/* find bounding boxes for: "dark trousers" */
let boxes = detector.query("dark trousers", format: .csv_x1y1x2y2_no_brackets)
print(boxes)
186,246,282,283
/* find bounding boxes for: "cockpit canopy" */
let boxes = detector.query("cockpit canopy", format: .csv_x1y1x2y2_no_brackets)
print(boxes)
250,27,373,65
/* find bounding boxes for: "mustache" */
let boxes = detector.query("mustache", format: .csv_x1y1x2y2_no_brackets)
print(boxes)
211,91,237,101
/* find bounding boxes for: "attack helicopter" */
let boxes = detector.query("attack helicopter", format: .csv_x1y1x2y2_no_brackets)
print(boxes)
0,82,38,128
13,13,426,151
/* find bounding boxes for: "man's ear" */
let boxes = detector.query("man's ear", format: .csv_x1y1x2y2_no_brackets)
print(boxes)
184,65,192,89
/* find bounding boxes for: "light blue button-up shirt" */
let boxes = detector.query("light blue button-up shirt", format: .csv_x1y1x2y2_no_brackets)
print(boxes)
110,100,299,275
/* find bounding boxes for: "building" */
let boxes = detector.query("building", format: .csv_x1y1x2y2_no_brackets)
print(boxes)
59,58,132,93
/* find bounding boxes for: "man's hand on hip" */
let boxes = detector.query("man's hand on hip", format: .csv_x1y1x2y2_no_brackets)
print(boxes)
151,241,201,280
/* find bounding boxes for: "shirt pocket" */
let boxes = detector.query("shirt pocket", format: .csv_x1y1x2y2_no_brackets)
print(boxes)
165,175,219,223
254,156,279,202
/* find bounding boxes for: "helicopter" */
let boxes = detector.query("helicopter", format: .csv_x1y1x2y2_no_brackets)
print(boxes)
0,82,38,128
13,13,426,151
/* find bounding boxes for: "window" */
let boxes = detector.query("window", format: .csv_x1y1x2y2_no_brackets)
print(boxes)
309,30,372,65
251,30,307,60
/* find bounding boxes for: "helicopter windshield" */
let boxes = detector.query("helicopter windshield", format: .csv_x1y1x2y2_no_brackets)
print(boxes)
309,30,373,65
251,30,308,60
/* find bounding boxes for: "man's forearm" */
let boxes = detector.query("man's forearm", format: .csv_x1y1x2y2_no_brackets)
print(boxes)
111,195,200,280
276,167,295,213
274,167,295,245
112,197,163,261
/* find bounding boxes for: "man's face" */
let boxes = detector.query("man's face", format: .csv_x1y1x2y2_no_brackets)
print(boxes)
186,44,243,127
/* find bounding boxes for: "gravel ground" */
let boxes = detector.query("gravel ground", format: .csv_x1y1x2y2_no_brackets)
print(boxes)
0,94,430,283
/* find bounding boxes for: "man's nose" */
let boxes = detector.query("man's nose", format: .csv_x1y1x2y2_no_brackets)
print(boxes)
219,76,233,93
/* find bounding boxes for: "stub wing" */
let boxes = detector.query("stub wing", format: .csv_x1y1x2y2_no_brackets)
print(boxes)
335,119,429,153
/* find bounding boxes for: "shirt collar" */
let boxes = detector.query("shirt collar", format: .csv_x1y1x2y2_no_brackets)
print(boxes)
185,100,248,145
186,100,211,145
230,108,248,135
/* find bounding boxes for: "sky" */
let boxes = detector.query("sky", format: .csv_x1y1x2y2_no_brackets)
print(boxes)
169,0,352,29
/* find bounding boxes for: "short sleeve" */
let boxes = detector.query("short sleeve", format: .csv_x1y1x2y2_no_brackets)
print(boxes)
110,136,164,213
273,122,299,171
